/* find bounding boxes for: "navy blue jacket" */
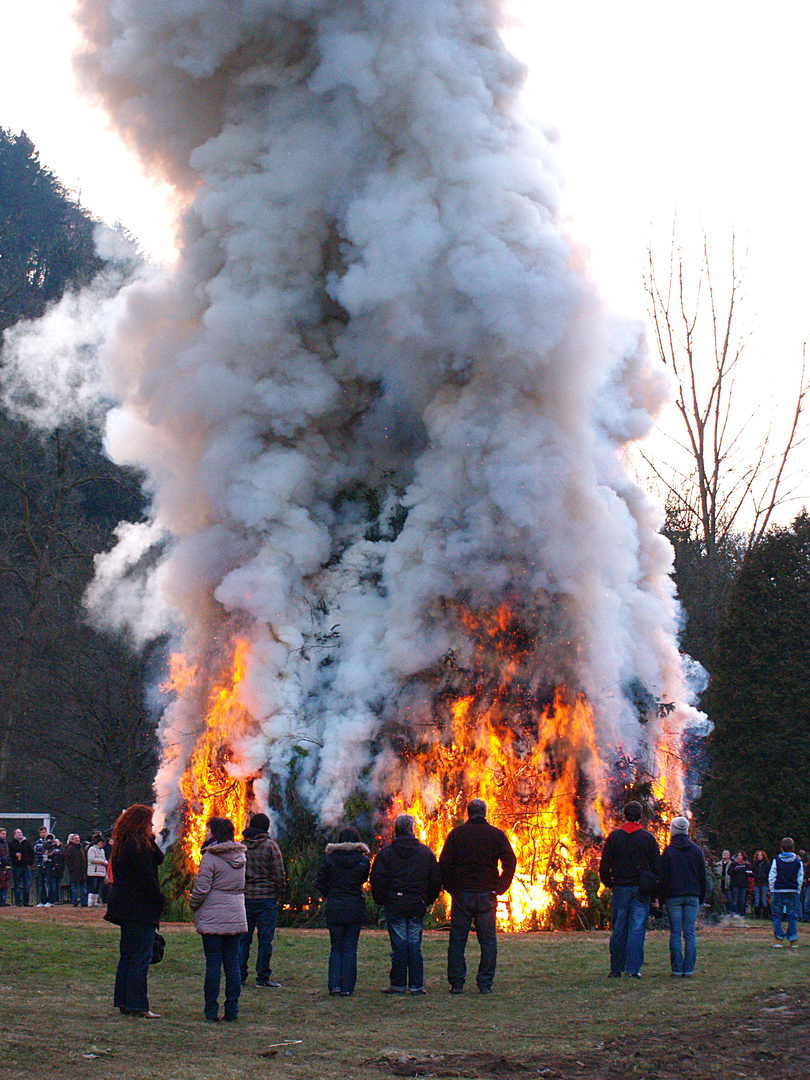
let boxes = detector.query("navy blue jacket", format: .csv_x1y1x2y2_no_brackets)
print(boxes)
659,834,707,903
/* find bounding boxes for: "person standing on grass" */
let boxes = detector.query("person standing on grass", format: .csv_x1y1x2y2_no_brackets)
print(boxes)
105,804,165,1020
658,817,706,978
751,851,770,919
715,850,733,912
438,799,517,996
599,800,661,979
9,828,34,906
65,834,89,907
316,826,371,997
769,837,803,948
238,812,286,989
370,813,442,996
0,828,10,906
87,834,108,907
190,817,247,1024
34,825,48,906
728,851,752,917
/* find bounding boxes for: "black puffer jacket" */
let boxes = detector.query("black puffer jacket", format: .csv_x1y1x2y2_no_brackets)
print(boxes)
104,839,165,927
316,842,370,925
370,836,442,917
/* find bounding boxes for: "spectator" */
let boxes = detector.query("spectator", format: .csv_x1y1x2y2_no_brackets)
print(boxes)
104,804,165,1019
238,812,285,989
728,851,751,917
316,826,371,997
598,801,661,979
34,825,48,906
658,817,706,978
65,834,89,907
8,828,34,906
370,813,442,995
715,850,733,911
799,850,810,922
751,850,769,919
769,837,803,948
439,798,517,995
87,834,109,908
41,835,60,906
48,838,65,904
0,828,9,906
189,817,247,1023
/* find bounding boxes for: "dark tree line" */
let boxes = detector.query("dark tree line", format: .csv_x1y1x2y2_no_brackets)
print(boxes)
0,129,155,836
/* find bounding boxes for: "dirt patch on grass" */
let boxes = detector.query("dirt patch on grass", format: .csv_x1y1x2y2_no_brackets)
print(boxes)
373,986,810,1079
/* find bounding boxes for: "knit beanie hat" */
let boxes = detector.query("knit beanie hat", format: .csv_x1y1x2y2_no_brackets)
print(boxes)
670,816,689,836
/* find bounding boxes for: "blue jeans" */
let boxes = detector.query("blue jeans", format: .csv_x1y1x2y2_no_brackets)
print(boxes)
753,884,768,909
239,897,277,984
447,891,498,992
71,880,88,907
327,921,362,995
114,921,155,1012
730,885,748,916
37,866,47,903
386,913,425,992
609,886,651,975
771,892,799,941
665,895,699,975
11,866,31,906
202,934,241,1021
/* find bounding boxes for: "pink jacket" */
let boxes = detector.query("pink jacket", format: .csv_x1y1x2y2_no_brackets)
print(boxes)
189,841,247,935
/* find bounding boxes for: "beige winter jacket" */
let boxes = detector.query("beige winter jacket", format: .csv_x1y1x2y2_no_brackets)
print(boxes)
189,841,248,935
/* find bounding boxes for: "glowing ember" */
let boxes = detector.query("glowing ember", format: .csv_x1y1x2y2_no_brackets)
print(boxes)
163,641,253,867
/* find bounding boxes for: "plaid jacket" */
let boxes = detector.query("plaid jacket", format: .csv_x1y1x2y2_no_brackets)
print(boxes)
242,829,285,901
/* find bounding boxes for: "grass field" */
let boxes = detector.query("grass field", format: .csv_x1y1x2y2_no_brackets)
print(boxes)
0,907,808,1079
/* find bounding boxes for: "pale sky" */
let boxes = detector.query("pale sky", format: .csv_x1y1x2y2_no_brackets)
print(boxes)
2,0,809,509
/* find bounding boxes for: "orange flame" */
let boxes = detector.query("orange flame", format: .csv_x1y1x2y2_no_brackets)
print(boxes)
163,640,253,868
391,603,682,929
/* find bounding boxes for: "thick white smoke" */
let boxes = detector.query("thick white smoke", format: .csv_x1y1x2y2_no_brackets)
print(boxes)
4,0,703,829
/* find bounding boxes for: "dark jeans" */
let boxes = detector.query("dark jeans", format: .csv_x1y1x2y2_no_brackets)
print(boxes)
114,921,155,1013
447,891,498,992
202,933,241,1021
327,921,362,995
386,913,425,992
665,895,699,975
729,885,747,916
70,880,88,907
37,866,47,903
609,885,650,975
239,897,278,984
45,872,61,904
11,866,31,906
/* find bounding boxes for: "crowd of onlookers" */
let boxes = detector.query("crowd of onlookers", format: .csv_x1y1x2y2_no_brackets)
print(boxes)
711,847,810,922
0,824,109,908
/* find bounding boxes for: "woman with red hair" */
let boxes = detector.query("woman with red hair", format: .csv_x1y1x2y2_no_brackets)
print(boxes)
104,804,165,1019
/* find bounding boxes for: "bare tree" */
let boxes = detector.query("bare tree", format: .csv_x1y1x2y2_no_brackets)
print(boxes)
643,226,808,561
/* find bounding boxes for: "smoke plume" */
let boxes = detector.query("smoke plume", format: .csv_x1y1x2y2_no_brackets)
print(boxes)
5,0,703,833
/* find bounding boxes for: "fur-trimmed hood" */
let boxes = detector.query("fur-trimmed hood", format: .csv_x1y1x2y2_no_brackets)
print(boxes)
325,841,370,856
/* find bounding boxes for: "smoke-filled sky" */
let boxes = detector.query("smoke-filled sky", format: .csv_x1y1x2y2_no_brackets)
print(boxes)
2,0,809,362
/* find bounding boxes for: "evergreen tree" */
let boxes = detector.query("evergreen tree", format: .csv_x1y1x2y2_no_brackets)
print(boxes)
695,511,810,852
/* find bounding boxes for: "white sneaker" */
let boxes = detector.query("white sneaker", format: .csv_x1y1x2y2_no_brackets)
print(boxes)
772,941,783,948
44,903,52,908
36,903,45,907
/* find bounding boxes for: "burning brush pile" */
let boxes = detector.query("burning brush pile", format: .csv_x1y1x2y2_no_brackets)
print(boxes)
2,0,703,927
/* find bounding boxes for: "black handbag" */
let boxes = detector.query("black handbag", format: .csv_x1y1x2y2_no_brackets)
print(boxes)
150,931,165,965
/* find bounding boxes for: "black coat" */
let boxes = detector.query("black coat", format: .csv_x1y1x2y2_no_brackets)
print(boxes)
370,836,442,917
439,817,517,895
9,837,34,868
315,842,370,925
104,838,165,927
599,824,661,889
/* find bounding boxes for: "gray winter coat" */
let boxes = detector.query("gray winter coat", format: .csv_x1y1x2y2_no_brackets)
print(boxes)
189,841,248,935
